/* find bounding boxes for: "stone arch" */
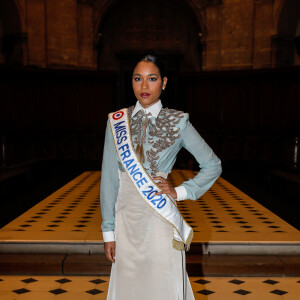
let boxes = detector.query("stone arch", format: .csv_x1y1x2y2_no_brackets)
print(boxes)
94,0,205,72
94,0,206,41
184,0,207,37
94,0,120,41
272,0,300,66
0,0,26,65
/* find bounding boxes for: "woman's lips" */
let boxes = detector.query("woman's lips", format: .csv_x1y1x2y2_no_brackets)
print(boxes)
140,93,150,98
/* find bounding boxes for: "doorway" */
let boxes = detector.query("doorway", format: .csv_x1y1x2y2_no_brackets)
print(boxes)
97,0,202,108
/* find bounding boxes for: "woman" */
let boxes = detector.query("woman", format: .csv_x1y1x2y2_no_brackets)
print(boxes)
100,54,222,300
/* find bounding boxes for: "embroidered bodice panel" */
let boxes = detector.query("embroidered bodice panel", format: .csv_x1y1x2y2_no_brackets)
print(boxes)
100,105,222,233
127,105,185,176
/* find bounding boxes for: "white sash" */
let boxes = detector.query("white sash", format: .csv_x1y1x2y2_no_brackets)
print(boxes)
109,108,193,251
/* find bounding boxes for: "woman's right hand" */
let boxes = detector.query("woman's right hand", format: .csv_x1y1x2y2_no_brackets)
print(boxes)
104,241,116,263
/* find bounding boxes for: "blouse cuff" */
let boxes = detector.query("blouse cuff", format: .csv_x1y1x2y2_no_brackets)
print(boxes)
102,231,115,242
174,185,187,201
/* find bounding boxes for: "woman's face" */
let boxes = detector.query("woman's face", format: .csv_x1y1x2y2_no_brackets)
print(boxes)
132,61,167,108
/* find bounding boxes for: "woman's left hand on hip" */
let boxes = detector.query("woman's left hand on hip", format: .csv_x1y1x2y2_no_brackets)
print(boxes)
153,176,177,199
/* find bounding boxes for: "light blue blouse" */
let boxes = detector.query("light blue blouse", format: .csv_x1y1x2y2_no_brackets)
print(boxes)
100,101,222,241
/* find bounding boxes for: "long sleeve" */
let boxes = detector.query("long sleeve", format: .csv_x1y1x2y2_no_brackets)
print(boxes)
100,119,120,241
179,116,222,200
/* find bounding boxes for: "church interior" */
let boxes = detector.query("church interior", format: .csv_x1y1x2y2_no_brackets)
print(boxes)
0,0,300,298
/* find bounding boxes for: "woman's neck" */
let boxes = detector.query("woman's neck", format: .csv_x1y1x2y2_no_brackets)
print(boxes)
139,99,160,109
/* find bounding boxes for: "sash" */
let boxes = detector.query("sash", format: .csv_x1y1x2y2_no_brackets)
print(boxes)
108,108,193,251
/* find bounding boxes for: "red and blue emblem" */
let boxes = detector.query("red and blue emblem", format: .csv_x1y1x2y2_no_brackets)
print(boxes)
112,111,124,120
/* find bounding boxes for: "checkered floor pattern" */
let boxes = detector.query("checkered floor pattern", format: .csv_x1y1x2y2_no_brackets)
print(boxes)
0,276,299,299
0,170,299,244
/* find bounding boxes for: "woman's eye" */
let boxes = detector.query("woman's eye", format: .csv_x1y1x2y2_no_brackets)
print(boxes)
149,78,157,81
134,77,141,82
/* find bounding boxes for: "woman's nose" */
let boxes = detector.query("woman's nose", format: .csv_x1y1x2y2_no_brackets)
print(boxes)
142,80,149,90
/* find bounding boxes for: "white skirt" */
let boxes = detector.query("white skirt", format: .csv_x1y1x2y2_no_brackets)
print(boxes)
106,171,195,300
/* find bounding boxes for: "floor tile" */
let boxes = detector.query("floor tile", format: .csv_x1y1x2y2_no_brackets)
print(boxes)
1,276,300,299
0,170,299,252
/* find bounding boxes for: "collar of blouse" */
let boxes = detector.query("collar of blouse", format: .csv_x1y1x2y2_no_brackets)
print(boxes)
131,100,162,119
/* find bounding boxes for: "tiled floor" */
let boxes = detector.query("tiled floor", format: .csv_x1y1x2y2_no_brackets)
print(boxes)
170,170,300,243
0,275,300,299
1,171,300,298
0,170,299,245
0,172,101,243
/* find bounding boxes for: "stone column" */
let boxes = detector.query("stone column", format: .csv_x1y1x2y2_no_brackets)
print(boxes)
45,0,78,67
26,0,46,67
77,0,95,69
205,0,254,70
252,0,273,68
221,0,254,69
204,1,223,70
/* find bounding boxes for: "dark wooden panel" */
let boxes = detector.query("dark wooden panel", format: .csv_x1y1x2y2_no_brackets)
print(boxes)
0,67,117,170
0,253,66,275
182,67,300,135
1,66,299,172
0,67,117,133
64,254,111,276
186,254,284,277
279,255,300,276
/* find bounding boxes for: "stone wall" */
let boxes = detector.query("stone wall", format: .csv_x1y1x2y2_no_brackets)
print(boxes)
0,0,298,70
